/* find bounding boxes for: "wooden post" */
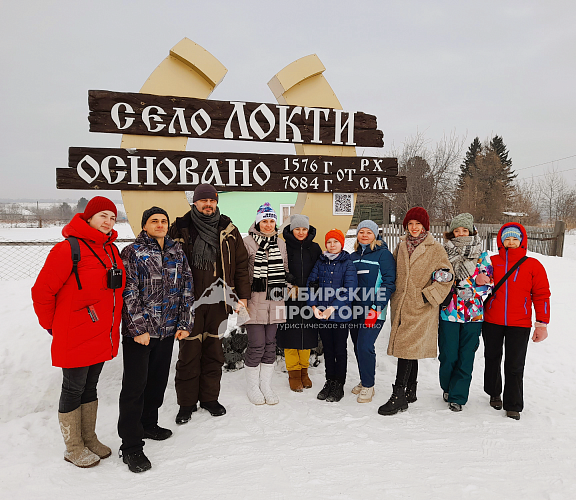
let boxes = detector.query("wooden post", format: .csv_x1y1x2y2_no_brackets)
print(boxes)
552,220,566,257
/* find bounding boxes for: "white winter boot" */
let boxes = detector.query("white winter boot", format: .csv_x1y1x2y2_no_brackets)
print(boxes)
245,365,266,405
259,363,279,405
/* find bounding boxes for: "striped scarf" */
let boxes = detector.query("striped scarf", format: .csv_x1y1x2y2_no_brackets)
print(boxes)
251,232,286,300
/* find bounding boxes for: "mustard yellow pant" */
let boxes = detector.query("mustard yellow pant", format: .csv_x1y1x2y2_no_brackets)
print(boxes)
284,349,310,371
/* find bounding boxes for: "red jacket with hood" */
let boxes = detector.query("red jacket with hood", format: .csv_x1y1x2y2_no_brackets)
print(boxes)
484,222,550,328
32,214,125,368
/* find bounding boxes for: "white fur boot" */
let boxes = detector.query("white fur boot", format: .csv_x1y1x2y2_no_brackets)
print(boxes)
245,365,266,405
259,363,279,405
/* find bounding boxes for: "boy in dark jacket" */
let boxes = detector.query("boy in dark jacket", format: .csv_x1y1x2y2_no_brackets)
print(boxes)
307,229,358,402
118,207,194,473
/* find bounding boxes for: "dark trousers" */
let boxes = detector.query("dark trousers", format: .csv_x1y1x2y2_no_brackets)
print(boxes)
350,320,384,387
118,335,175,453
438,320,483,405
319,323,349,383
59,362,104,413
175,336,224,406
245,324,278,367
482,322,530,412
394,358,418,388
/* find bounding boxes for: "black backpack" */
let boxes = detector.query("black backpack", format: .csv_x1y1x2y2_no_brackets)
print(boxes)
67,236,83,290
66,236,119,290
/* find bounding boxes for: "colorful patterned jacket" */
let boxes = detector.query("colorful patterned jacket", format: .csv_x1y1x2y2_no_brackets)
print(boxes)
440,250,493,323
121,231,194,339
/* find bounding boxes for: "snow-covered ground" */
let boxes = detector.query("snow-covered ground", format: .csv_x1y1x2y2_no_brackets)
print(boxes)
0,232,575,499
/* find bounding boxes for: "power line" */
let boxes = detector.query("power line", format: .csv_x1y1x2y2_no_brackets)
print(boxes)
517,165,576,180
515,154,576,171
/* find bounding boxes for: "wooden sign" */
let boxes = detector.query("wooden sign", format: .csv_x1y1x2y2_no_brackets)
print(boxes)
57,147,406,193
88,90,384,147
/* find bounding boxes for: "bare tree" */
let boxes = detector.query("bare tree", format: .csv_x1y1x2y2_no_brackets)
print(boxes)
538,168,576,227
511,178,542,226
387,130,466,222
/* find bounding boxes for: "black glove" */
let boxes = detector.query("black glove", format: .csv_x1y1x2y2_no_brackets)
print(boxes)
286,273,297,285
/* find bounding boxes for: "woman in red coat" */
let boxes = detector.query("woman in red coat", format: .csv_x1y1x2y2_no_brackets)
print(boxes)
483,222,550,421
32,196,125,467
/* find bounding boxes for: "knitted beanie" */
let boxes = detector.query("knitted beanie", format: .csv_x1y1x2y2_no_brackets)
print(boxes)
357,220,379,237
449,213,474,233
325,228,345,248
403,207,430,231
501,225,523,244
192,184,218,203
255,202,277,224
141,206,169,228
290,214,309,230
81,196,117,221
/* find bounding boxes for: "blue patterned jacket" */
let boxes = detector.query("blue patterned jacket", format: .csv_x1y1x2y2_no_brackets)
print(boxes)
121,231,194,339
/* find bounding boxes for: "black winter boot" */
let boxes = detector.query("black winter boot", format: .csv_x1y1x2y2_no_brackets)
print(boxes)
405,382,418,403
326,381,344,402
175,404,197,425
317,380,334,400
122,450,152,473
378,385,409,416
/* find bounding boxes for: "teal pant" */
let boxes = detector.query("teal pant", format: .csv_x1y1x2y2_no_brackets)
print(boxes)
438,320,483,405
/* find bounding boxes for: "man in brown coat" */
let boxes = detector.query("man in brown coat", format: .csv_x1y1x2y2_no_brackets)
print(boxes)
168,184,250,423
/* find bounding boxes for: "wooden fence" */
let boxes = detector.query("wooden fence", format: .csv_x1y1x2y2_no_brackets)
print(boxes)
379,221,566,257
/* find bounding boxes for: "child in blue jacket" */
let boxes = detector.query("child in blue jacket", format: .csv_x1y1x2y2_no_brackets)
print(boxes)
349,220,396,404
307,229,358,402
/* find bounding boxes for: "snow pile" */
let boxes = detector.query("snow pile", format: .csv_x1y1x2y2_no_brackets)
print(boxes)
0,244,575,499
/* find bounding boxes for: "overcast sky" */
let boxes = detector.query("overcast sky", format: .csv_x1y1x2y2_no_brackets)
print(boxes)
1,0,575,201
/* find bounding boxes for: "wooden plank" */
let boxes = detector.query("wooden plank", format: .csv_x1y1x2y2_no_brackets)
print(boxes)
68,147,398,174
88,90,384,147
57,161,406,193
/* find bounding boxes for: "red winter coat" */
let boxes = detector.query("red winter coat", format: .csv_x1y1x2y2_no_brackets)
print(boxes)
484,223,550,328
31,214,125,368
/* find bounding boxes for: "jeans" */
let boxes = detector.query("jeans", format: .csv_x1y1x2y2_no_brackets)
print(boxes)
59,362,104,413
438,320,482,405
319,323,349,383
118,335,175,454
350,320,384,388
482,322,530,412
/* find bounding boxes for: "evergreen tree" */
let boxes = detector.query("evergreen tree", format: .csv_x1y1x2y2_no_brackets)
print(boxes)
77,197,89,213
457,137,482,189
489,135,516,187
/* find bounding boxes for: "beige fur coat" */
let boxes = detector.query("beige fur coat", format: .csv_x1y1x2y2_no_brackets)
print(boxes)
388,233,454,359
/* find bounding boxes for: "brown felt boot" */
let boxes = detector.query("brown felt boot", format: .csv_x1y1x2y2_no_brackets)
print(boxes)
81,400,111,459
300,368,312,389
58,408,100,468
288,370,303,392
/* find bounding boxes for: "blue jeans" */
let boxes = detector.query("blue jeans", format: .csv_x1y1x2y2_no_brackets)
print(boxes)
350,320,384,388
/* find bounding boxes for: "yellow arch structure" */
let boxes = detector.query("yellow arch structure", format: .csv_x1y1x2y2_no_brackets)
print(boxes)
269,55,357,247
120,38,227,236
